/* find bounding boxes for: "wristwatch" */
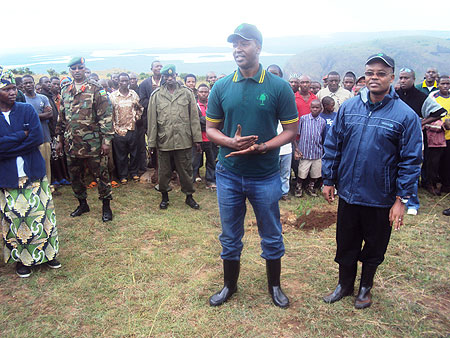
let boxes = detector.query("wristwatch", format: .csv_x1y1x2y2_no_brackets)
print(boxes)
396,196,409,204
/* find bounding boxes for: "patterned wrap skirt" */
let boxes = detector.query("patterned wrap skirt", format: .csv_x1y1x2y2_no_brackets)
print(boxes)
1,176,59,266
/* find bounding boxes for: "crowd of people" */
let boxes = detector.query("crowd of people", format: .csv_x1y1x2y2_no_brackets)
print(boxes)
1,23,448,311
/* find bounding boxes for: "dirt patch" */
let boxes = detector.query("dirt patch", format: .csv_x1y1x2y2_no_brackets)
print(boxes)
281,209,336,232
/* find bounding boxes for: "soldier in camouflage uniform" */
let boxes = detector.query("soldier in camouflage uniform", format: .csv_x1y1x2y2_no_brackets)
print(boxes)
56,57,114,222
148,64,202,210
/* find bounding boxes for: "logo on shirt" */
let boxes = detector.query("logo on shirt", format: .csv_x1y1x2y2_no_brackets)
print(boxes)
258,93,268,106
381,121,394,128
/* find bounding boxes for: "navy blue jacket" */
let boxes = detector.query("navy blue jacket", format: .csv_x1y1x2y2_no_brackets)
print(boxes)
322,87,422,208
0,102,45,188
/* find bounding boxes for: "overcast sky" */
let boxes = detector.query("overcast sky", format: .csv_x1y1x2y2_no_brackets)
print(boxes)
3,0,450,52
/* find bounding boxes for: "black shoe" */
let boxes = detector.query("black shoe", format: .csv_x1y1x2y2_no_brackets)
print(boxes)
323,283,354,303
355,286,372,309
355,264,377,309
160,192,169,209
209,260,240,306
185,194,199,209
46,259,61,269
70,199,90,217
443,208,450,216
16,262,32,278
102,199,113,222
323,264,356,303
266,259,289,308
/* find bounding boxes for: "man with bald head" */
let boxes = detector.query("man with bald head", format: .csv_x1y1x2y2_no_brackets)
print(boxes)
416,67,439,95
296,75,317,117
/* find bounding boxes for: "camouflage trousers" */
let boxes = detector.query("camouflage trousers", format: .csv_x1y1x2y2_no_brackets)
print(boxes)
67,156,112,200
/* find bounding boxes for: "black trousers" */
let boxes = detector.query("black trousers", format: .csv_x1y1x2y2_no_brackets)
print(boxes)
112,130,138,180
135,120,147,172
427,147,445,186
192,142,216,184
335,199,392,268
439,140,450,188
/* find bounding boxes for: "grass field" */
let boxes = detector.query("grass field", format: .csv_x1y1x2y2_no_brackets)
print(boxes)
0,174,449,338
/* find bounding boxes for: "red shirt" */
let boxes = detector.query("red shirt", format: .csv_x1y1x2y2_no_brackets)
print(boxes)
295,91,317,117
198,100,209,142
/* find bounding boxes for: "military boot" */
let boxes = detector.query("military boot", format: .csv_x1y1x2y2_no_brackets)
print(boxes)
160,192,169,209
70,198,90,217
185,194,199,209
102,199,113,222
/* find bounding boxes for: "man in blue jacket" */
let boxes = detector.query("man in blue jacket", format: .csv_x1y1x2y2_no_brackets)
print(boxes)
321,54,422,309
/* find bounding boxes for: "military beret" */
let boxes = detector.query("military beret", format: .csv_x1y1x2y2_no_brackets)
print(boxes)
161,64,176,76
68,57,85,68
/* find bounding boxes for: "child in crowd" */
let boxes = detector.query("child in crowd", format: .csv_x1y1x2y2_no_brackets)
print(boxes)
294,99,326,197
320,96,337,138
424,119,447,195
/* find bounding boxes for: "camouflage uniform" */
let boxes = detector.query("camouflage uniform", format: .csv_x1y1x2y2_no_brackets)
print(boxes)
56,79,114,200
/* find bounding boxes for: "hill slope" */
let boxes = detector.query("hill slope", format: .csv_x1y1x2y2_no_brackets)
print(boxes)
284,36,450,80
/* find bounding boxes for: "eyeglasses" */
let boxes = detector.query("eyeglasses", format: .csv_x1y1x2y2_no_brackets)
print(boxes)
70,65,85,71
399,68,413,73
364,71,392,78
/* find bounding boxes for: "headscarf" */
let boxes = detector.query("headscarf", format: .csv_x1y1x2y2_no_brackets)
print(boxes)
0,66,15,89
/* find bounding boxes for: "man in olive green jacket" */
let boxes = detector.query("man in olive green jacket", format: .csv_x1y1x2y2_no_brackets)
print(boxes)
148,64,202,209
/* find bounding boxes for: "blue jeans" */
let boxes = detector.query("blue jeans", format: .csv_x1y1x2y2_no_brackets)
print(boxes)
406,179,420,210
279,153,292,196
216,162,284,261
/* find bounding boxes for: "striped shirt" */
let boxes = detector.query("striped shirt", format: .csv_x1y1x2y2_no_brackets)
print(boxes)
297,114,326,160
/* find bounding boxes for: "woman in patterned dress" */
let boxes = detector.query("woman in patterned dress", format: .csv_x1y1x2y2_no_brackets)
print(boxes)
0,68,61,277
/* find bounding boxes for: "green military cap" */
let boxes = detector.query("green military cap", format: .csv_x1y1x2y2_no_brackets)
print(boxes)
68,57,85,68
161,64,176,76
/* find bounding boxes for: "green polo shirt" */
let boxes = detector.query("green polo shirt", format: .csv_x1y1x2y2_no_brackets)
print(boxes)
206,64,298,177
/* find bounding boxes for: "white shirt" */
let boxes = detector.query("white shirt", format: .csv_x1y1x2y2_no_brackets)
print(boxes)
277,122,292,155
2,111,26,177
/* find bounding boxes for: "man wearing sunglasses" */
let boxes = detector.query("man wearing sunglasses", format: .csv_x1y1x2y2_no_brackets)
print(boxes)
56,57,114,222
322,53,422,309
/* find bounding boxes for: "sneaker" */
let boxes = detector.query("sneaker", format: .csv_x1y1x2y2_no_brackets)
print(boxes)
132,175,140,182
16,262,32,278
87,181,98,188
120,178,128,184
195,176,202,183
46,259,62,269
407,208,418,216
111,180,120,188
295,185,303,198
206,182,217,190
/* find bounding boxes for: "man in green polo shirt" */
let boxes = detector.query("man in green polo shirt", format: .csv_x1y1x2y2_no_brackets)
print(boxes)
206,23,298,308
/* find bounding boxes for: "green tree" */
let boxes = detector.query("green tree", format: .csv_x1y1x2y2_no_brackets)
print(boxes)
47,68,59,77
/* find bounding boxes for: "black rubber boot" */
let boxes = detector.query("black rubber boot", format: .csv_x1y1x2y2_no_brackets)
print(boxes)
102,199,113,222
160,192,169,209
185,194,199,209
70,198,90,217
209,260,240,306
355,264,377,309
323,264,357,303
266,259,289,308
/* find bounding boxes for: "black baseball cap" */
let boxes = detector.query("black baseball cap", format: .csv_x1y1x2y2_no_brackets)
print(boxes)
227,23,263,45
366,53,395,70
